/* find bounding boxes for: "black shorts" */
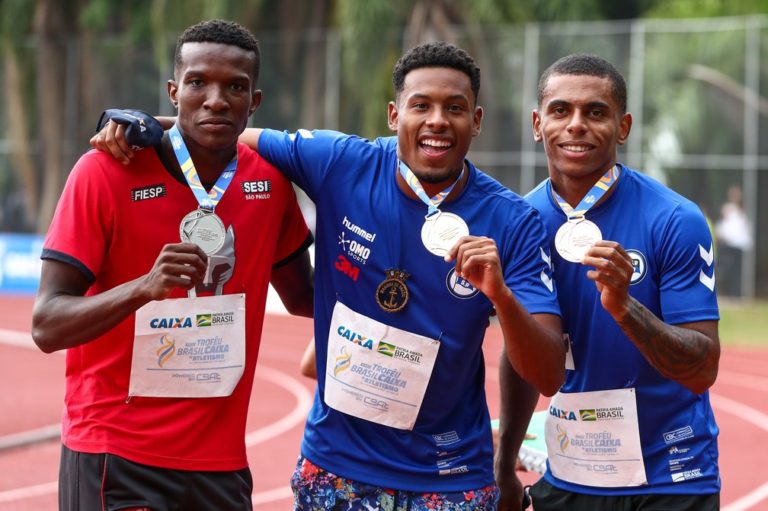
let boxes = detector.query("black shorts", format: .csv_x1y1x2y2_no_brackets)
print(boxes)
59,444,253,511
529,478,719,511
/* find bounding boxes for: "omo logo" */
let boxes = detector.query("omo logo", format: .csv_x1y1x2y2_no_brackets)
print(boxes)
338,232,371,264
445,268,479,299
627,249,647,285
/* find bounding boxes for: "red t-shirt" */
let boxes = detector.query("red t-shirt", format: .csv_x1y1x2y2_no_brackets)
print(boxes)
43,145,310,470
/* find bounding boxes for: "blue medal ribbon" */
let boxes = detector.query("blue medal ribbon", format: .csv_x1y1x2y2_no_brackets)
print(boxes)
552,165,621,219
169,124,237,211
398,161,463,218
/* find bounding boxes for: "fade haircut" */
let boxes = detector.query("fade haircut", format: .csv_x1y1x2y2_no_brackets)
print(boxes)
174,19,261,83
392,41,481,104
537,53,627,113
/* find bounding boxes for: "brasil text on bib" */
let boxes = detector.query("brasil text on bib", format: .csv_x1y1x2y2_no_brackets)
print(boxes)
324,301,440,430
130,293,245,398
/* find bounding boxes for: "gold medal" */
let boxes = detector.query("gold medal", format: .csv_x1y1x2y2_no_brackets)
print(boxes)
376,269,410,312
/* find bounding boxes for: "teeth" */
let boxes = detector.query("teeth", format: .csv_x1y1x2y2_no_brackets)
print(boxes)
421,139,451,148
562,145,590,152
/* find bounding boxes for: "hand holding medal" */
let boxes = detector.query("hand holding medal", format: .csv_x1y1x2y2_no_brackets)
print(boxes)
398,161,470,257
553,165,620,263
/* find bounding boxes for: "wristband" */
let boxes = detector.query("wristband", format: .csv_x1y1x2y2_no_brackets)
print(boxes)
95,109,163,148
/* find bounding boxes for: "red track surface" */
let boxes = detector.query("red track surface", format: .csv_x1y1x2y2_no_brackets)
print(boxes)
1,296,766,510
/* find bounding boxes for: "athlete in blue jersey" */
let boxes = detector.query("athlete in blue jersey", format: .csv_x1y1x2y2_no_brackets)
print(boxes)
498,54,721,510
92,42,566,510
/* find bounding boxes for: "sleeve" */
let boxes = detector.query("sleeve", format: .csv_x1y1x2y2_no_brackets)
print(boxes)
272,182,313,268
658,202,720,324
41,151,115,283
503,205,561,316
256,129,345,200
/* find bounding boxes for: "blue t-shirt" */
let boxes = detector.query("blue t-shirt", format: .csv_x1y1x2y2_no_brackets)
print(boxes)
526,165,720,495
259,129,560,491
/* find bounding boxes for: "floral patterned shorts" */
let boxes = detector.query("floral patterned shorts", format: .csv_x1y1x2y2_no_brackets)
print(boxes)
290,456,500,511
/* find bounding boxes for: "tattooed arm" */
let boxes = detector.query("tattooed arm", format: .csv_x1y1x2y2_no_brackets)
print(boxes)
583,240,720,395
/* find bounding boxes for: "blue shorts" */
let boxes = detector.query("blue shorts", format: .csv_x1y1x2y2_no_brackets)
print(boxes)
290,455,499,511
59,444,253,511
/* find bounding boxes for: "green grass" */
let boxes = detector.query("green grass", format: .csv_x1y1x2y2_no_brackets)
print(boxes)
718,299,768,347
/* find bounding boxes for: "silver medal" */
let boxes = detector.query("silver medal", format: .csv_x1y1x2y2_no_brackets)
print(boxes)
421,211,469,256
179,209,226,255
554,218,602,263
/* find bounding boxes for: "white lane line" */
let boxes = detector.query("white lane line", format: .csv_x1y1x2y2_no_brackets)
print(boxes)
712,394,768,511
0,328,35,349
723,482,768,511
245,365,313,446
0,424,60,451
0,365,311,505
716,370,768,393
0,482,58,503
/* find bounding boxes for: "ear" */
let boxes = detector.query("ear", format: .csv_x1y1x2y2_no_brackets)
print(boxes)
168,80,179,109
249,89,263,116
617,112,632,145
532,109,543,142
472,106,484,137
387,101,398,132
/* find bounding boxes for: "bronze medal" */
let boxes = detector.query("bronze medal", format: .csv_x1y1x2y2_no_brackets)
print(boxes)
376,269,410,312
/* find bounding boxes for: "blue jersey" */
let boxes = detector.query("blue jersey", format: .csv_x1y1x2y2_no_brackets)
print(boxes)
259,129,560,491
526,165,720,495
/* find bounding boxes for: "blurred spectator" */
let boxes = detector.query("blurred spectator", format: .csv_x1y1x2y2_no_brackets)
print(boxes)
715,184,752,297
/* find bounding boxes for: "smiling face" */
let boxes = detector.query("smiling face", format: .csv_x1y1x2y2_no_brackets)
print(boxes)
388,66,483,195
168,41,261,166
533,73,631,201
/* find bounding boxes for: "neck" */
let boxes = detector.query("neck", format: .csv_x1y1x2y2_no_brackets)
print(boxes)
162,133,235,185
551,164,619,209
396,163,468,203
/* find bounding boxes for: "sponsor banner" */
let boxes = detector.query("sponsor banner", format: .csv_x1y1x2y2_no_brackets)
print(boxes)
0,233,43,294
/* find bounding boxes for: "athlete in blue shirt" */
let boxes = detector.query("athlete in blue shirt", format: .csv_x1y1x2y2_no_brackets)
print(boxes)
498,54,721,510
92,42,566,510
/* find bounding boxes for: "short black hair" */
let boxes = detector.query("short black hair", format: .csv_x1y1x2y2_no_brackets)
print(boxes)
537,53,627,113
392,41,481,103
174,19,261,82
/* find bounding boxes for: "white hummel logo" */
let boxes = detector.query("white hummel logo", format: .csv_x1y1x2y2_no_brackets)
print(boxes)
540,247,554,292
698,243,715,291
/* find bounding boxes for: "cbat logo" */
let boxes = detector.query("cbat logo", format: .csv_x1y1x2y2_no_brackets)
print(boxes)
336,325,374,349
627,249,647,284
150,317,193,328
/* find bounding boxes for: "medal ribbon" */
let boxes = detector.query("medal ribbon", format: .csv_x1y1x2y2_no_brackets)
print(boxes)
169,124,237,211
398,161,463,218
553,165,620,220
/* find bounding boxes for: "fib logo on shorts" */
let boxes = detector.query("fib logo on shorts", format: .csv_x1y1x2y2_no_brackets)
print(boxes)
156,334,176,367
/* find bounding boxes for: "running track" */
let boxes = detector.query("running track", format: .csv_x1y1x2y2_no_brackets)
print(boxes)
0,295,766,510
